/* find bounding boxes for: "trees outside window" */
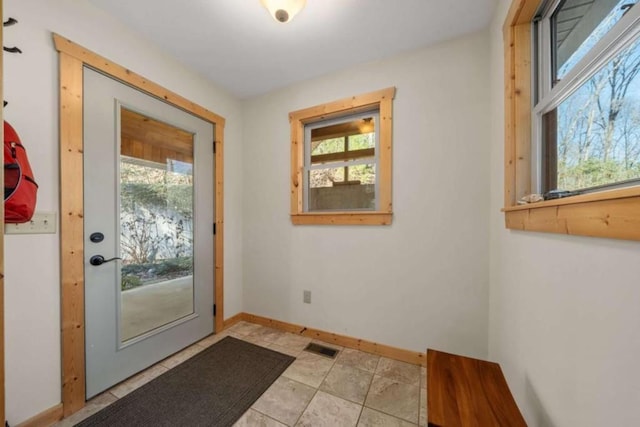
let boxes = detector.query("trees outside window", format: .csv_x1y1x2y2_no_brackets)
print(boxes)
119,159,194,289
539,0,640,192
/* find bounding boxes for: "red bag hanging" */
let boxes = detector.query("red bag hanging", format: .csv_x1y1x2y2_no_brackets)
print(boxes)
4,120,38,223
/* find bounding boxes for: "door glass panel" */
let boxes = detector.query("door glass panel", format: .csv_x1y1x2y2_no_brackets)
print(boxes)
119,108,195,342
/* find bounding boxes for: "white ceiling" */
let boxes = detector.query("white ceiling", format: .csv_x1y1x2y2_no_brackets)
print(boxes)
88,0,498,99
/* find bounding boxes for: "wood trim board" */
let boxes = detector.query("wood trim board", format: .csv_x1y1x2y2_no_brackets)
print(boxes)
503,0,538,208
15,404,63,427
505,196,640,240
59,52,85,416
291,212,392,225
222,312,245,329
289,88,395,124
54,34,226,417
238,313,426,366
53,35,225,126
502,0,640,241
504,185,640,210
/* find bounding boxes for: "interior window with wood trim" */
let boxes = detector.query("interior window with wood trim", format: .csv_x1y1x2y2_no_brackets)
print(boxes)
503,0,640,241
290,88,395,225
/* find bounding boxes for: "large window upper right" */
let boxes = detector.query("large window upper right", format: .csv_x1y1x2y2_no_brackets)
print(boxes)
534,0,640,194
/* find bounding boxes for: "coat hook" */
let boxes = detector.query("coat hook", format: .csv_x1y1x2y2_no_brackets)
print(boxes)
3,46,22,54
3,17,17,27
3,101,7,107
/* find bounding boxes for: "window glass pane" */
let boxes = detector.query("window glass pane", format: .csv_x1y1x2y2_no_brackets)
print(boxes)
306,113,378,211
544,35,640,191
310,167,345,188
308,165,376,211
311,137,345,157
347,124,376,151
311,148,375,166
310,116,376,162
554,0,638,83
347,164,376,183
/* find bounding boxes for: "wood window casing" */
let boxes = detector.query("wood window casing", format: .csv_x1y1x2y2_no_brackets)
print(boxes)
503,0,640,241
54,34,226,417
289,87,395,225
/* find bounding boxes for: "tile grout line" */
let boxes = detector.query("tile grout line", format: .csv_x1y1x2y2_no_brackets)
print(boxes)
249,407,289,427
314,348,368,424
353,404,365,427
364,356,423,425
360,355,379,418
293,388,319,427
353,367,376,427
315,349,392,425
292,350,340,426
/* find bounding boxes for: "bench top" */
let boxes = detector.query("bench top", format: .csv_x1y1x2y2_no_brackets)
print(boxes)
427,349,527,427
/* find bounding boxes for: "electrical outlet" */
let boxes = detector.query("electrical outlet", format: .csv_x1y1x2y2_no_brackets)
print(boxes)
5,212,57,234
303,290,311,304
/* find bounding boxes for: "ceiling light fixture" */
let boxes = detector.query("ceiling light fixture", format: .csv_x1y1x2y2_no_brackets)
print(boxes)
260,0,306,23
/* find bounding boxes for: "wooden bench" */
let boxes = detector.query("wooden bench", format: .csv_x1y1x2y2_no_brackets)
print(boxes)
427,349,527,426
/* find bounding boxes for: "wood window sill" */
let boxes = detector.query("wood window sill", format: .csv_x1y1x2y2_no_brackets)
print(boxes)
291,212,393,225
502,187,640,241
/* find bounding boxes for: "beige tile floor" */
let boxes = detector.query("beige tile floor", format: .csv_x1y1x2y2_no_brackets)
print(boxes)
54,321,427,427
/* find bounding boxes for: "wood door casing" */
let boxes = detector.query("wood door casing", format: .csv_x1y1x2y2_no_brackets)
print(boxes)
54,34,226,417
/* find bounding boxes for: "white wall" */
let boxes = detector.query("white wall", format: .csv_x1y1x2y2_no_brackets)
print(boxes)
489,2,640,426
242,32,492,355
3,0,244,424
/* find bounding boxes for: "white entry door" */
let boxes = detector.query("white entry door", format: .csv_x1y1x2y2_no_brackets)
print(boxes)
83,67,215,398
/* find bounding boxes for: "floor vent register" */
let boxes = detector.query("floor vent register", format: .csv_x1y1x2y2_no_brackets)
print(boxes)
303,342,339,359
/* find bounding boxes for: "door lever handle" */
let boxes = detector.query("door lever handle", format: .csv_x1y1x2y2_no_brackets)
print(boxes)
90,255,122,266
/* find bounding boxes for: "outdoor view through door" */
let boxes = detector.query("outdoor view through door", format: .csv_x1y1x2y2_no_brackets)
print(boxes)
120,108,195,342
